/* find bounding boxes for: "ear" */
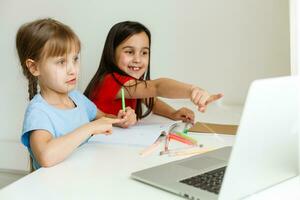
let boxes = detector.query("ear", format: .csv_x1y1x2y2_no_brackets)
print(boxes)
25,59,40,76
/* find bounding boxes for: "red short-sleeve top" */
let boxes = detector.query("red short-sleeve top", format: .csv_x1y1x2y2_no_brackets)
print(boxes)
91,72,137,116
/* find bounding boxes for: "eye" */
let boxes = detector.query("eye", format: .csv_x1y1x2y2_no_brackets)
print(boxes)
125,50,133,55
142,51,149,56
74,56,79,62
57,59,66,65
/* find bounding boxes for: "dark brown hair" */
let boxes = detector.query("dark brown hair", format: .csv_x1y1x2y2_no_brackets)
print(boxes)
16,18,81,100
84,21,153,119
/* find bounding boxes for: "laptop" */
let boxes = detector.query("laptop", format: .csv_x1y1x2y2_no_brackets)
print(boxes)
131,76,299,200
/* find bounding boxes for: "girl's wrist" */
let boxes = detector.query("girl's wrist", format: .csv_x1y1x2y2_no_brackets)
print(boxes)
169,109,178,120
190,85,197,93
85,122,95,136
190,85,204,93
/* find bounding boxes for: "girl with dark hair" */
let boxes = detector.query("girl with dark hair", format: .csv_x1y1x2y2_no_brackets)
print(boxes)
85,21,223,123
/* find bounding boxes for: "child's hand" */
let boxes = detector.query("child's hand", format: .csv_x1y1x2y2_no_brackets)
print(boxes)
190,86,223,112
90,117,123,135
116,107,137,128
170,107,195,123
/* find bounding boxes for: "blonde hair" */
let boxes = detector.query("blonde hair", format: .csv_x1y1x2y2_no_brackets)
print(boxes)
16,18,81,171
16,18,81,100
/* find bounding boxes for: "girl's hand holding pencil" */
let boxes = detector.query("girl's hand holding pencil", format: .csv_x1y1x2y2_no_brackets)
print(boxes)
116,87,137,128
116,107,137,128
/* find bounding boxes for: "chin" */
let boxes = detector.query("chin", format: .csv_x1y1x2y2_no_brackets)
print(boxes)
125,68,146,79
132,75,142,79
62,85,76,93
124,73,138,79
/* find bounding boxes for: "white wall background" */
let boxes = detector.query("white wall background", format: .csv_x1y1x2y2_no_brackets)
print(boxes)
289,0,300,171
290,0,300,75
0,0,290,144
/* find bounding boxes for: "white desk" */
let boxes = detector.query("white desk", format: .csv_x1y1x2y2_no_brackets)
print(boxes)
0,132,234,199
0,102,299,199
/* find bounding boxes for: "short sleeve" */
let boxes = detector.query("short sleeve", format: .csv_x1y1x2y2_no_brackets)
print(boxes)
21,108,55,148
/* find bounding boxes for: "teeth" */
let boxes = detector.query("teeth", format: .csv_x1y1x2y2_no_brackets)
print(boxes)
129,66,140,71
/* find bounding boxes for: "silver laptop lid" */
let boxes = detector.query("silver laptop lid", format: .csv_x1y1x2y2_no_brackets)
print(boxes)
219,76,299,200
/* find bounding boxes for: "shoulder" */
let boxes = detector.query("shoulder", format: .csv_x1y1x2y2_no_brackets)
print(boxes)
113,72,135,83
25,94,50,116
103,72,135,84
22,95,54,134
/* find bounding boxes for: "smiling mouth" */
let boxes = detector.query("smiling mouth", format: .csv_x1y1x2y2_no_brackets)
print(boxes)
128,66,142,71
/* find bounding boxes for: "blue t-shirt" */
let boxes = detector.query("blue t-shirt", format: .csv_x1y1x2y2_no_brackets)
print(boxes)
21,90,97,170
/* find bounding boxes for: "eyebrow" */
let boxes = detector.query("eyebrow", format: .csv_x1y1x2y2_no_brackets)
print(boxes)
122,46,150,50
52,53,79,60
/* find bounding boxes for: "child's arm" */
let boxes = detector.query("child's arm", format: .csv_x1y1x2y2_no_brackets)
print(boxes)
95,109,106,119
120,78,192,99
152,98,195,122
117,78,223,112
30,117,121,168
95,109,137,128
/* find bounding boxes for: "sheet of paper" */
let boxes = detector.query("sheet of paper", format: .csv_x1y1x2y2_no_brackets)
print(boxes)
189,122,238,135
89,123,175,147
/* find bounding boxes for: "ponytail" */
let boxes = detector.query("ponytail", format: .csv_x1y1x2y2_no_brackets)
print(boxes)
28,76,38,100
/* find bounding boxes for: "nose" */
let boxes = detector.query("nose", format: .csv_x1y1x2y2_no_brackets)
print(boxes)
66,61,76,75
133,53,141,63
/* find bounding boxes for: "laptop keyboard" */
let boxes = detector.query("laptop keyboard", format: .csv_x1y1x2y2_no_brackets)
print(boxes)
179,166,226,194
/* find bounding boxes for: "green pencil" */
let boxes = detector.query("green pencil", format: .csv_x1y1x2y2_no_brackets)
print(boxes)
121,87,126,111
175,132,198,145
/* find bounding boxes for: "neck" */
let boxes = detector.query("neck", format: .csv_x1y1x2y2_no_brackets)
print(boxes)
40,86,74,109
